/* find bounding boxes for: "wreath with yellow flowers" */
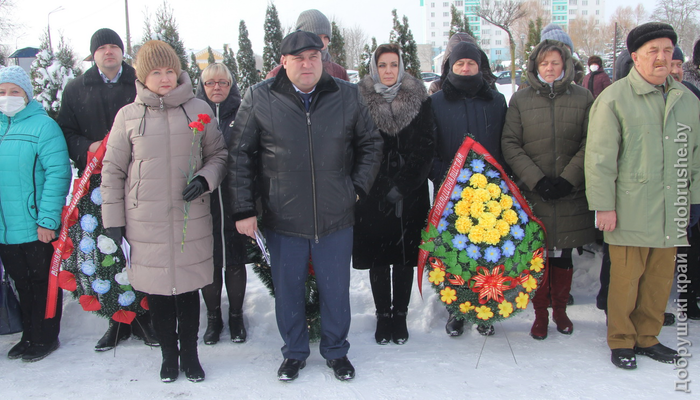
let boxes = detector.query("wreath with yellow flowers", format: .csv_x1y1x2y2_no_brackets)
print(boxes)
418,136,547,325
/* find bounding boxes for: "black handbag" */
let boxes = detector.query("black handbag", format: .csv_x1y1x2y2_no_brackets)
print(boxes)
0,259,23,335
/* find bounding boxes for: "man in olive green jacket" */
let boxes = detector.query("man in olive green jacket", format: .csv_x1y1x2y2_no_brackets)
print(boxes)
585,22,700,370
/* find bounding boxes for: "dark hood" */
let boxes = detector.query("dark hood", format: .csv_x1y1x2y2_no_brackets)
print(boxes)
195,76,242,122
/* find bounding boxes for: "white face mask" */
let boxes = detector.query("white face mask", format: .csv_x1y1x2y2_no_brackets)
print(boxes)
0,96,27,117
589,64,600,72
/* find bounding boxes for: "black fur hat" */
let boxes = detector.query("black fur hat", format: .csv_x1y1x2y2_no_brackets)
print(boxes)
626,22,677,54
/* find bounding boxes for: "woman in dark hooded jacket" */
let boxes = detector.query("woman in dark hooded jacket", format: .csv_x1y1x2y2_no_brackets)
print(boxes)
354,44,435,345
195,63,249,345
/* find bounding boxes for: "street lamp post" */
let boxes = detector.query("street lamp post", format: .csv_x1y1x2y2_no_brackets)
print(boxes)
47,6,65,52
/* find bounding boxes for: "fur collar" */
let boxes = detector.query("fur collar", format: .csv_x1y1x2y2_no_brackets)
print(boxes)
358,74,427,135
442,77,493,102
683,61,700,88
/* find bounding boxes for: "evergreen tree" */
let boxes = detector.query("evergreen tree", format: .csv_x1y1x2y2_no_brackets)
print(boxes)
389,9,421,77
143,1,188,72
207,46,216,65
262,3,283,76
56,36,82,76
449,4,475,39
329,21,347,68
524,17,542,64
31,31,80,120
358,37,377,79
223,43,239,82
237,20,259,93
188,52,202,87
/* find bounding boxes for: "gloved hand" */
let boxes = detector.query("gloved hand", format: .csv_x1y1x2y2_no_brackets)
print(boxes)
183,176,209,202
553,177,574,198
105,227,124,243
690,204,700,228
534,177,558,201
385,186,404,204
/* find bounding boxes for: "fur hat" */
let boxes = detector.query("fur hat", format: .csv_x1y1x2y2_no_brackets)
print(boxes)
0,66,33,98
588,55,603,68
135,40,182,83
280,31,324,56
90,28,124,56
626,22,677,54
541,24,574,52
296,10,332,41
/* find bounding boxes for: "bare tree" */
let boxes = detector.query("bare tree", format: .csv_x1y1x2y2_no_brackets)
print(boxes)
0,0,18,43
632,4,648,25
569,16,607,58
476,0,527,92
512,0,550,42
344,25,368,70
654,0,700,55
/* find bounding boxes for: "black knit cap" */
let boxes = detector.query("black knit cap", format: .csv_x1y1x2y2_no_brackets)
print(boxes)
626,22,677,54
449,42,482,69
90,28,124,56
693,39,700,67
280,30,323,56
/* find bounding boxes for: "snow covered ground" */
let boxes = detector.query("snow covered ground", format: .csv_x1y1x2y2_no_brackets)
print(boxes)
1,246,697,399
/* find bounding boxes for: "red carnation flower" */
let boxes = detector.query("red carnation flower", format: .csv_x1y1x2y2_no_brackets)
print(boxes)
189,121,205,131
198,114,211,124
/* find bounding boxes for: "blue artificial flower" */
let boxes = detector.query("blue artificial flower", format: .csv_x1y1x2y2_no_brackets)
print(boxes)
511,225,525,240
518,209,529,224
470,159,485,173
80,214,99,233
80,260,96,276
452,234,469,250
118,291,136,307
457,168,473,183
484,246,501,263
502,240,516,257
91,279,111,294
437,218,449,233
499,180,510,193
79,237,96,254
466,244,481,260
91,187,103,205
442,201,454,218
450,186,463,200
486,169,500,179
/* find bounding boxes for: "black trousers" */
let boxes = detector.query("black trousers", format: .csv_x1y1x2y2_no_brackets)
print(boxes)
0,240,62,344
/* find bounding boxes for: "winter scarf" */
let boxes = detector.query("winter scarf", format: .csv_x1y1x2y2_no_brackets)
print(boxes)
359,72,427,135
369,51,406,103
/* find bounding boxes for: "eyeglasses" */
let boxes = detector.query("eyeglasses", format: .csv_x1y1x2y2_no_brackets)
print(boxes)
204,80,230,87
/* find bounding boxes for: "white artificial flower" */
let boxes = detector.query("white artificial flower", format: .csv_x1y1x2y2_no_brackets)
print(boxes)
97,234,118,254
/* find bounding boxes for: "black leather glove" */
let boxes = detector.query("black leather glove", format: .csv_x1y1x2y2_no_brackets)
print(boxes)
553,177,574,198
534,177,558,201
183,176,209,202
105,227,124,243
385,186,404,204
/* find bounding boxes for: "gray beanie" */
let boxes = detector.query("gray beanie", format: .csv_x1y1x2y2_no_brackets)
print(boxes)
541,24,574,52
296,10,332,41
0,66,33,98
673,46,684,61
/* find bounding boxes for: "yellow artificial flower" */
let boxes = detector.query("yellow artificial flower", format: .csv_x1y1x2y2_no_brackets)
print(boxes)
523,276,538,292
484,228,501,245
515,292,530,309
478,212,497,228
429,267,446,285
456,216,473,234
459,301,475,314
495,220,511,237
486,200,502,216
502,209,519,225
469,173,488,189
470,202,485,219
440,287,457,304
461,187,475,203
473,188,491,203
454,200,471,217
468,226,486,244
500,194,513,210
486,183,501,199
530,257,544,273
475,306,494,320
498,301,514,317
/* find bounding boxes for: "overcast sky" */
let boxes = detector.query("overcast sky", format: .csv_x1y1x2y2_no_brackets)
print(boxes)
6,0,660,60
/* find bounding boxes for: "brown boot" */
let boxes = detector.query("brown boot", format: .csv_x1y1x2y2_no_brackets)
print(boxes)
551,263,574,335
530,266,551,340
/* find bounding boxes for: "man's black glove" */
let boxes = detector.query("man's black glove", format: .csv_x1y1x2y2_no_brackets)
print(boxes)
183,176,209,202
534,177,558,201
553,177,574,198
105,227,124,243
385,186,404,204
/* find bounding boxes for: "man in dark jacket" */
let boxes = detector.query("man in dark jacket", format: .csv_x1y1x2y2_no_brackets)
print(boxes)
57,28,157,351
229,31,382,382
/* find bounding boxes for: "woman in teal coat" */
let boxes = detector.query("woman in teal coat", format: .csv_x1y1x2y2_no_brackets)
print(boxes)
0,66,71,362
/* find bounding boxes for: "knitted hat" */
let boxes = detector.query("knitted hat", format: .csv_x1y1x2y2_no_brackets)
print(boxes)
0,66,33,98
90,28,124,56
135,40,182,83
673,46,684,61
449,42,482,69
693,38,700,67
541,24,574,52
296,10,332,41
626,22,677,54
280,31,324,56
445,32,477,61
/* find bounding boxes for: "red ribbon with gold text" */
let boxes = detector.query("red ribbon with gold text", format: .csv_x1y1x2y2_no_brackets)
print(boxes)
45,135,110,318
416,136,547,296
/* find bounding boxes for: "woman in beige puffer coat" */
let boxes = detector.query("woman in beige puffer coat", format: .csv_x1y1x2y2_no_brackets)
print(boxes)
102,41,227,383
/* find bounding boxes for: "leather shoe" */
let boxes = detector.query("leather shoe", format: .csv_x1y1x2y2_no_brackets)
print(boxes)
445,314,464,337
326,356,355,381
7,340,31,360
477,323,495,336
663,312,675,326
22,340,60,362
277,358,306,381
131,314,160,347
611,348,637,369
95,320,131,351
634,343,679,364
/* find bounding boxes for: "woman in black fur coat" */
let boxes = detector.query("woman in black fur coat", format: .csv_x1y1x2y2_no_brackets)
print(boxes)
354,44,435,345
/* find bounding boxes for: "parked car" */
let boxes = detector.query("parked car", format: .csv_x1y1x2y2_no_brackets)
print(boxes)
604,67,613,81
346,69,360,84
421,72,440,82
496,70,522,85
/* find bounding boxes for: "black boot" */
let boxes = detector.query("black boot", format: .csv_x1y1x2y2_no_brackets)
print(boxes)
445,313,465,337
392,311,409,345
148,294,179,383
375,312,392,345
131,312,159,347
391,265,413,345
229,311,247,343
203,309,224,345
177,291,205,382
95,320,131,351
